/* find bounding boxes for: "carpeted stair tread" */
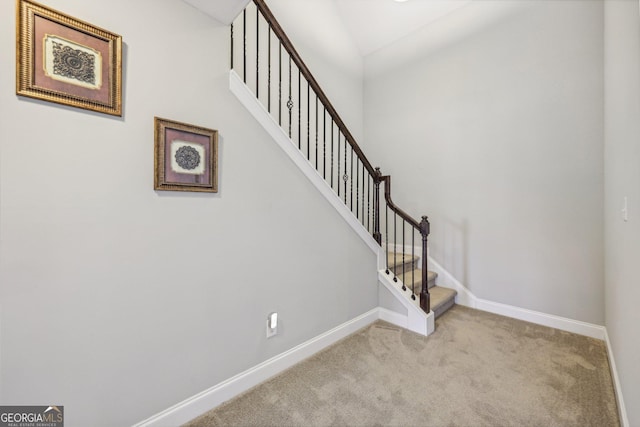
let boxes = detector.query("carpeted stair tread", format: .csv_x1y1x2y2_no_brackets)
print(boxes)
396,269,437,290
386,252,419,271
386,251,457,320
430,286,457,319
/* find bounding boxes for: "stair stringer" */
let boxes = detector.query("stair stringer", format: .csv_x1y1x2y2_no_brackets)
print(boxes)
230,70,379,254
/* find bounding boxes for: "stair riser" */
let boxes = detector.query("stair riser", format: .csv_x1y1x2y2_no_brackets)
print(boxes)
394,269,437,290
398,277,436,294
389,261,418,275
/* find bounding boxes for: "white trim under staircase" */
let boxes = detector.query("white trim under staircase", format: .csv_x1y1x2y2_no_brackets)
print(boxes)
378,269,435,336
230,69,431,337
230,70,379,255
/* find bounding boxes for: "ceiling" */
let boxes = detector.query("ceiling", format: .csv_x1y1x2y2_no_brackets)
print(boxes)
182,0,250,25
182,0,513,59
334,0,471,56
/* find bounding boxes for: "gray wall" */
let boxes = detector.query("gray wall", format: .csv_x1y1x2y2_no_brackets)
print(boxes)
0,1,376,426
604,0,640,424
363,0,605,324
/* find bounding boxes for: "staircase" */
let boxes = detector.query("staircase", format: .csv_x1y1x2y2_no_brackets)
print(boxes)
386,252,457,319
229,0,458,332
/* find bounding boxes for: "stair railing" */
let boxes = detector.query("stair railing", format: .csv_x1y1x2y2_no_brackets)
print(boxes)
231,0,431,313
378,171,431,313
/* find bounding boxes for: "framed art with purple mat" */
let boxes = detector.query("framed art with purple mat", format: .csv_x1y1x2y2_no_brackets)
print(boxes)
16,0,123,116
154,117,219,193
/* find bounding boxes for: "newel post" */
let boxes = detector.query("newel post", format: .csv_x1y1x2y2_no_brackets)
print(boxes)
373,167,382,245
419,215,431,313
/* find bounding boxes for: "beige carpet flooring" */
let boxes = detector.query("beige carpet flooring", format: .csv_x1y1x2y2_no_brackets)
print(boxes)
184,305,620,427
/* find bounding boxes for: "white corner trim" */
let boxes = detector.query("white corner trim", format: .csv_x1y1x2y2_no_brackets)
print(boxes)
378,270,434,336
427,256,606,340
229,71,379,254
474,298,605,340
133,308,381,427
377,306,434,338
604,329,629,427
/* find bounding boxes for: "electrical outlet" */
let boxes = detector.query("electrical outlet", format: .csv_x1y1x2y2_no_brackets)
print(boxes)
266,312,278,338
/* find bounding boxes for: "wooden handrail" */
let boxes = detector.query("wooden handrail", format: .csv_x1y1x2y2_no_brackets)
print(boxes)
380,174,421,230
380,172,430,313
253,0,376,178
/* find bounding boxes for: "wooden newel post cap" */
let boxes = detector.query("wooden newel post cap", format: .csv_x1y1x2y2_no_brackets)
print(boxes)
420,216,430,236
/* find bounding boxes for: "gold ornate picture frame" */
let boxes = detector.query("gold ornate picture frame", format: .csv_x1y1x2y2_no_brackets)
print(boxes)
16,0,123,116
154,118,219,193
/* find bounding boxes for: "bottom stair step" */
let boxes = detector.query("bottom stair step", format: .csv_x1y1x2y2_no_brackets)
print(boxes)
430,286,457,319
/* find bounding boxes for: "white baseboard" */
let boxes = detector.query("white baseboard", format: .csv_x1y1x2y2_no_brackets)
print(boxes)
604,329,629,427
429,257,626,422
378,307,408,329
427,256,606,340
383,245,605,339
474,298,606,340
133,308,381,427
132,291,626,427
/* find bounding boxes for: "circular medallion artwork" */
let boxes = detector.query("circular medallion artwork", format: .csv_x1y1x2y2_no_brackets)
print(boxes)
52,41,96,85
175,146,201,170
